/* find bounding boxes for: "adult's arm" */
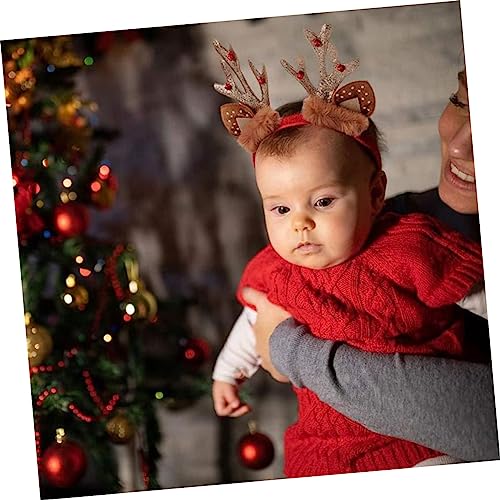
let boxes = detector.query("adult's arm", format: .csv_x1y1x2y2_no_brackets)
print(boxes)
271,318,499,462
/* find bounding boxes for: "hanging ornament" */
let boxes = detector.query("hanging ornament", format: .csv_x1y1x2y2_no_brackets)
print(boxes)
237,421,274,470
121,257,157,321
26,315,53,367
122,288,157,321
40,428,87,488
62,285,89,311
90,165,118,209
54,202,89,238
180,337,211,368
105,412,135,444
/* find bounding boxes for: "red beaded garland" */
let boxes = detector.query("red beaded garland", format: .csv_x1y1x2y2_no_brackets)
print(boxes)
36,386,58,407
82,369,120,416
30,348,78,377
35,417,42,466
68,403,95,423
105,244,126,300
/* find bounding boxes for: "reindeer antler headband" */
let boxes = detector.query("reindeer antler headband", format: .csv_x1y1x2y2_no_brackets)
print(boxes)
213,24,381,169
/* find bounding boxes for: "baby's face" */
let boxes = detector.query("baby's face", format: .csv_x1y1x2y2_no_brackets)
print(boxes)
255,127,384,269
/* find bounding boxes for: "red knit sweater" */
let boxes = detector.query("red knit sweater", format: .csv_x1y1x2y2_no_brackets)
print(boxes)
237,212,484,477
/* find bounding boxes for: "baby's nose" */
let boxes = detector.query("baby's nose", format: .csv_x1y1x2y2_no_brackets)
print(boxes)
293,214,315,232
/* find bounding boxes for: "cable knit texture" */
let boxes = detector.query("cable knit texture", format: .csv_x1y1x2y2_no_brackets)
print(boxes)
236,211,483,477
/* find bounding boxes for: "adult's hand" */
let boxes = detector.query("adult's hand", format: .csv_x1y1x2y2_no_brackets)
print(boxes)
241,287,291,383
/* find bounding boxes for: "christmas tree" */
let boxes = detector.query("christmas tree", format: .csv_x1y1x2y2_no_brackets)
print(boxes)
3,34,209,497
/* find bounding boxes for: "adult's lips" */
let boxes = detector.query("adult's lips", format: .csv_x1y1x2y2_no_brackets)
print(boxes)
444,161,476,191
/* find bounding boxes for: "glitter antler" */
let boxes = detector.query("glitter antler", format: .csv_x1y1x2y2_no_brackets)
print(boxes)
213,40,270,111
213,39,280,149
281,24,375,118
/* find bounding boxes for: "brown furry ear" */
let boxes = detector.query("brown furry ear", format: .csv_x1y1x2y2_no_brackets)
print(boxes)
238,106,280,153
302,95,369,137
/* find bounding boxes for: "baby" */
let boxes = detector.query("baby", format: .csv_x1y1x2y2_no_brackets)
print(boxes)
211,25,485,477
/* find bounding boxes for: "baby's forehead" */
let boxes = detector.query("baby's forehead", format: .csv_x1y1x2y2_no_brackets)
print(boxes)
297,129,372,172
255,125,375,179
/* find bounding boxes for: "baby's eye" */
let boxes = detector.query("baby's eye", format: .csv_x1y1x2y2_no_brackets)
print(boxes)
271,205,290,215
315,197,334,208
449,93,469,110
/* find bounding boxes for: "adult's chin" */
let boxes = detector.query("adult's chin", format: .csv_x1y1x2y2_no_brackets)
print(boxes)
438,181,478,215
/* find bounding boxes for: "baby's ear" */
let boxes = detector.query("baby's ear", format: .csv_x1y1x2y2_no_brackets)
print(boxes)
370,170,387,216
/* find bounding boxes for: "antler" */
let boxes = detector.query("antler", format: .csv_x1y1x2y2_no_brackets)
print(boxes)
281,24,359,102
213,40,270,112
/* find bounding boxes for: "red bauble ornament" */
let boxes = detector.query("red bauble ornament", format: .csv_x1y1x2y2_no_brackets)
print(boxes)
40,438,87,488
54,203,89,238
180,337,211,368
237,429,274,470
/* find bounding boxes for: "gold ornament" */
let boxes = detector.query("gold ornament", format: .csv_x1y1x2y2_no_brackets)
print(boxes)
62,285,89,311
26,320,53,367
121,257,157,321
105,413,135,444
123,287,157,321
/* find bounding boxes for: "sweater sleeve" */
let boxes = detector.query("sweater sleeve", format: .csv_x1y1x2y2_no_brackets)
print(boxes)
270,318,500,462
376,213,484,308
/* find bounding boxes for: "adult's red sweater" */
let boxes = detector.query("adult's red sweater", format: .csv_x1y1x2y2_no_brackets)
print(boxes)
237,212,484,477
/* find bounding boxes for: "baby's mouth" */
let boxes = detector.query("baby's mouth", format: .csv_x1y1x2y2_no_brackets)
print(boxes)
294,241,321,254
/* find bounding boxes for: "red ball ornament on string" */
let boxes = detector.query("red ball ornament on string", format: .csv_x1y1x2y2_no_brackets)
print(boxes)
237,423,274,470
40,432,87,488
54,202,89,238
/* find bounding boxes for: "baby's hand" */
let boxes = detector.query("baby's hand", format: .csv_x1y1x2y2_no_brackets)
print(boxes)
212,380,251,418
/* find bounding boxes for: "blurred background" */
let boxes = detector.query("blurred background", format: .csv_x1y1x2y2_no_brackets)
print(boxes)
3,1,466,497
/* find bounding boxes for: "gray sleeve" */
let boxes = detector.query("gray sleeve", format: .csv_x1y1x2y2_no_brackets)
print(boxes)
270,318,499,462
